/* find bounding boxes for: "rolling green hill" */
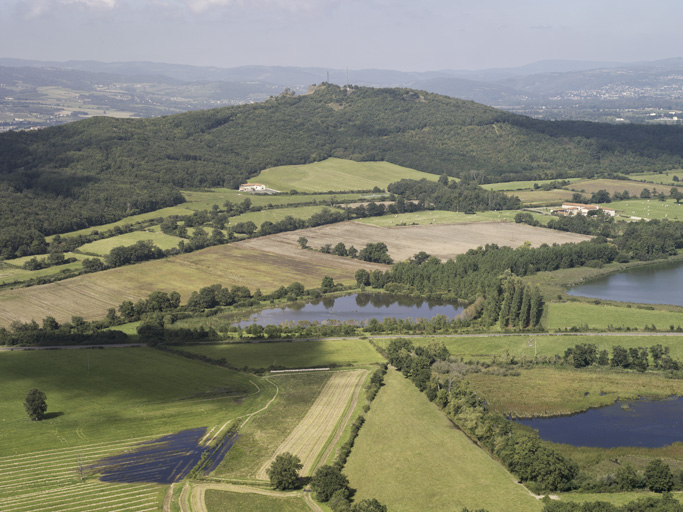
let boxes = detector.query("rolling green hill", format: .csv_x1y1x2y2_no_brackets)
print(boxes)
4,83,683,247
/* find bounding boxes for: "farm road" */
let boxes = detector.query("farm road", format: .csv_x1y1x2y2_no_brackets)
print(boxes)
182,483,320,512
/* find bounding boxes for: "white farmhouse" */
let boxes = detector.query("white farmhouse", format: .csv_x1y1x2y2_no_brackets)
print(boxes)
239,183,266,192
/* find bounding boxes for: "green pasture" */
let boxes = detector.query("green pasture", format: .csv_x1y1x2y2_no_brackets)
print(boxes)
181,339,383,369
204,490,310,512
629,171,683,186
255,158,439,193
214,371,330,479
546,301,683,331
45,205,193,241
466,366,683,417
607,197,683,220
482,178,581,191
227,205,344,227
373,333,683,362
0,347,270,455
344,369,542,512
0,257,90,286
357,209,549,227
76,230,185,256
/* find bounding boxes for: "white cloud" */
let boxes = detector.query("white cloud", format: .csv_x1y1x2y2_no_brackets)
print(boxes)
20,0,118,18
183,0,326,14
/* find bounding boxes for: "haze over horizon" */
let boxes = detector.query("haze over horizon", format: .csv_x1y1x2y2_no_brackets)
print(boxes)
2,0,682,73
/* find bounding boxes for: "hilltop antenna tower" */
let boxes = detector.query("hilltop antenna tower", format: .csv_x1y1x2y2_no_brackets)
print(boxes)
346,67,349,87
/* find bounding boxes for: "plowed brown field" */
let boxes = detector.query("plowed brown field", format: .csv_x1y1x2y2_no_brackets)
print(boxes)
259,221,593,262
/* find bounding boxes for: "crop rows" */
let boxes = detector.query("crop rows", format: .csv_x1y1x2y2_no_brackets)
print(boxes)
0,481,161,512
256,369,366,479
0,435,165,511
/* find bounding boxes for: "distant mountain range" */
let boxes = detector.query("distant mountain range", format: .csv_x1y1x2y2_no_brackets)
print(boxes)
2,57,683,130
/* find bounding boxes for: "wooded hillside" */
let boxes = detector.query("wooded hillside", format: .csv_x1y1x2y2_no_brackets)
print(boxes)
3,84,683,241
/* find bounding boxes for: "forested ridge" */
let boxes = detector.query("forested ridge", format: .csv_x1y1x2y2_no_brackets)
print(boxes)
4,83,683,242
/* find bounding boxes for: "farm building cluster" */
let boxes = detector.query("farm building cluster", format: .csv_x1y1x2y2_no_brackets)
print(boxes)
551,202,616,217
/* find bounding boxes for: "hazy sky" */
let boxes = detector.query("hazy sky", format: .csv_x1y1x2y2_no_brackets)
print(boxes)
2,0,681,71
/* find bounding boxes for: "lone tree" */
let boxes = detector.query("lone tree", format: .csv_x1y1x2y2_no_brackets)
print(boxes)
266,452,302,490
24,389,47,421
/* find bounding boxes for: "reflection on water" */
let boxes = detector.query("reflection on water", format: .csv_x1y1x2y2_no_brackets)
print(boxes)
568,260,683,306
236,293,464,328
516,396,682,448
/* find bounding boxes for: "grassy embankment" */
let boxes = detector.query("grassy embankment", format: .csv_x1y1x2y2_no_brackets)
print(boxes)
256,157,440,193
344,369,543,512
181,339,383,370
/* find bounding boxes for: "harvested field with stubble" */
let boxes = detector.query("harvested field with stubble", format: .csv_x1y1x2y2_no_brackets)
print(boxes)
0,238,388,327
267,220,593,262
256,369,367,479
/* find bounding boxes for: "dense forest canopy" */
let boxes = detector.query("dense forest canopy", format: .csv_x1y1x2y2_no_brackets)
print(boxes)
4,83,683,241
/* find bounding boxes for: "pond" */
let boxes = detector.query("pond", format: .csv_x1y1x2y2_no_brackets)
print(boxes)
515,396,683,448
235,293,464,327
568,260,683,306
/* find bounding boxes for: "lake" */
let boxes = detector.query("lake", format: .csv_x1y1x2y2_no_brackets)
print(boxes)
235,293,464,327
516,396,683,448
568,260,683,306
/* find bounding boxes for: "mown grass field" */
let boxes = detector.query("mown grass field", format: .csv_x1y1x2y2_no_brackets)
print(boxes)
344,369,543,512
225,205,344,227
608,197,683,220
512,188,575,206
0,348,272,510
256,369,367,478
255,158,440,193
0,238,386,327
213,372,331,480
481,178,582,191
0,348,266,455
374,333,683,362
204,489,309,512
357,209,550,227
546,301,683,331
77,230,185,256
181,339,383,369
466,367,683,417
568,178,655,197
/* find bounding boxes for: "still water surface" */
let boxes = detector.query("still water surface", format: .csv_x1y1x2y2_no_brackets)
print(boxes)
516,396,683,448
236,293,464,327
568,260,683,306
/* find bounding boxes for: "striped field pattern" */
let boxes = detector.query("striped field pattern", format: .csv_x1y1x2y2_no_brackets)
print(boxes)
0,436,165,512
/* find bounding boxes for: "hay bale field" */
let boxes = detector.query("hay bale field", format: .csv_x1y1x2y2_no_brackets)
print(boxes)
0,239,388,327
261,220,592,263
256,369,367,479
